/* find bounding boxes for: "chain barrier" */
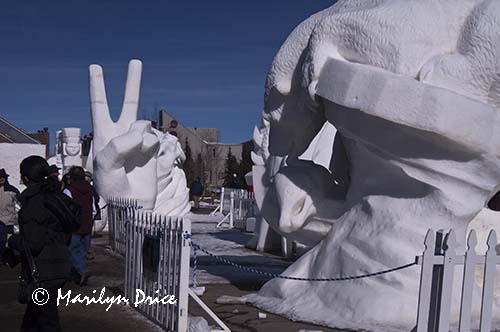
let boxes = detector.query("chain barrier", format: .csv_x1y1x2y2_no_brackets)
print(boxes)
192,241,199,288
183,233,417,284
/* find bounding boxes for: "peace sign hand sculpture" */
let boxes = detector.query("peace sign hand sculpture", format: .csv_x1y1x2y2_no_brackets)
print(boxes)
89,59,187,212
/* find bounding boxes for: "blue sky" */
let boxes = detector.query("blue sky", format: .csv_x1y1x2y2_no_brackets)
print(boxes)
0,0,334,144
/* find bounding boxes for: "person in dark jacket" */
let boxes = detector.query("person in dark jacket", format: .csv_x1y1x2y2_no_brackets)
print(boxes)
48,164,61,179
8,156,74,332
66,166,94,285
0,168,21,197
190,177,203,209
84,171,100,220
60,173,70,192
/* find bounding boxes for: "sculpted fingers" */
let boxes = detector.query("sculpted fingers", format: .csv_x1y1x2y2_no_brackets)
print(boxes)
118,59,142,127
95,131,143,170
129,120,152,134
127,120,160,160
141,132,160,158
89,64,113,138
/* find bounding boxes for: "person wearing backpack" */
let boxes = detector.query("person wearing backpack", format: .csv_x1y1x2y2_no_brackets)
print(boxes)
6,155,80,332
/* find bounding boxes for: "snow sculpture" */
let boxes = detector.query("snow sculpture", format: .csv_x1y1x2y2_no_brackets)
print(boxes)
47,130,63,173
88,60,190,216
62,128,82,170
248,1,500,331
250,121,338,253
47,128,83,174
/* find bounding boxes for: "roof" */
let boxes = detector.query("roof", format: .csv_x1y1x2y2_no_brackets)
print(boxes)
0,117,42,144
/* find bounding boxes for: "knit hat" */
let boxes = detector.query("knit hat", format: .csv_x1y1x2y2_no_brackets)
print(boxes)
0,168,9,179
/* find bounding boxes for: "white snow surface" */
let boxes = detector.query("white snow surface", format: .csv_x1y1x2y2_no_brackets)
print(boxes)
188,316,210,332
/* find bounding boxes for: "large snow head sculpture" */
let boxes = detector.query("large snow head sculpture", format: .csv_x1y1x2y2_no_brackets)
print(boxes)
89,60,190,216
250,0,500,331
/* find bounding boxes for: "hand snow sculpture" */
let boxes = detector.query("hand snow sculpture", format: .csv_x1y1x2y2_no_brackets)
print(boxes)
249,1,500,331
89,60,190,216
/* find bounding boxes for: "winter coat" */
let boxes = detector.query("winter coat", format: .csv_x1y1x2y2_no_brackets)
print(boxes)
14,183,72,288
69,180,94,235
190,180,203,197
4,181,20,197
0,189,17,226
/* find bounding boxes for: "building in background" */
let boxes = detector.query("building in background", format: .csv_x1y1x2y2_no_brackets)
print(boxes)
0,117,50,157
28,128,50,158
0,116,47,191
158,110,251,191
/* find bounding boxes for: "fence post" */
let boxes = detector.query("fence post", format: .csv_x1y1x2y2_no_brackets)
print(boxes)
480,230,497,332
238,197,243,221
416,230,437,332
177,218,191,332
108,198,112,250
437,230,457,332
221,187,225,212
125,211,130,300
427,230,445,332
229,191,234,229
459,230,477,332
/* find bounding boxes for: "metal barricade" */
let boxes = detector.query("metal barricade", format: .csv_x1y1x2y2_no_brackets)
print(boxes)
215,188,256,229
233,197,257,230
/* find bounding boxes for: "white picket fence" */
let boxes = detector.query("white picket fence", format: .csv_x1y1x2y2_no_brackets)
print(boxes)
107,197,140,256
125,211,191,332
107,198,231,332
416,229,499,332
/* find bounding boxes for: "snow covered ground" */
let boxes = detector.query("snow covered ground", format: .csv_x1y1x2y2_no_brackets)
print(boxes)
188,214,291,286
185,215,347,331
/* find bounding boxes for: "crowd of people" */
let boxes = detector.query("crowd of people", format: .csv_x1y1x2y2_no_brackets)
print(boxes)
0,157,100,332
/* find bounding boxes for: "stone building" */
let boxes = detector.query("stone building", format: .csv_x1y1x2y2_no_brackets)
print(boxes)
158,110,248,190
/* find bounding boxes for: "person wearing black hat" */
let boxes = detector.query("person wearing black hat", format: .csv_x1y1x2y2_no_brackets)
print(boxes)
48,164,61,179
5,156,81,332
0,168,20,197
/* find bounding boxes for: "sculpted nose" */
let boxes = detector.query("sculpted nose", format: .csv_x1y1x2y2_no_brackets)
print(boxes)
274,172,314,234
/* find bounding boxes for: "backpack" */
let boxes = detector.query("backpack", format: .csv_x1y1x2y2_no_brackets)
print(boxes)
43,193,82,233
